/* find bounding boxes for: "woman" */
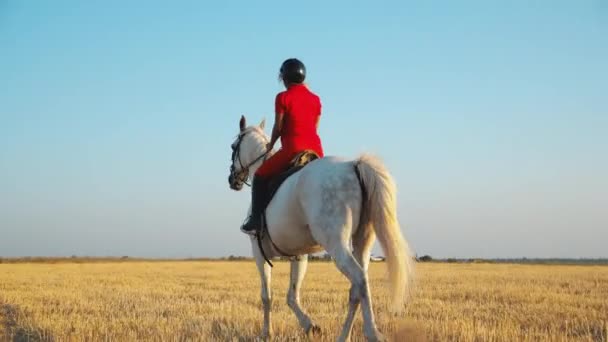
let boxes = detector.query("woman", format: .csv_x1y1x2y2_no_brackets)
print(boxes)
241,58,324,235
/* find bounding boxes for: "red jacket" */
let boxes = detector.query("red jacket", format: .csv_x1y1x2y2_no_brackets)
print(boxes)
255,84,324,177
275,84,324,157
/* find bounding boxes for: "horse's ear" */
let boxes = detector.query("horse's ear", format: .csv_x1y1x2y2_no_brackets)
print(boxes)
239,115,246,131
259,118,266,130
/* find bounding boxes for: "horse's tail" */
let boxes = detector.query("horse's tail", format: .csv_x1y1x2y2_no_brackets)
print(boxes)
355,153,415,313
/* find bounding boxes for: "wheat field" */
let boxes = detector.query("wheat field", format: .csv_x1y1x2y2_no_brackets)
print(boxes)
0,260,606,342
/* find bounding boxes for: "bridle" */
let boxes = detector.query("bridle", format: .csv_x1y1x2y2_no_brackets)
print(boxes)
229,130,270,187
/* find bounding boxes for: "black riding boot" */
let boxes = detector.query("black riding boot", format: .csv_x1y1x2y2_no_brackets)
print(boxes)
240,176,269,235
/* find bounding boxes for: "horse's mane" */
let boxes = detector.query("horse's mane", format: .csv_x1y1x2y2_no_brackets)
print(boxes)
241,126,269,143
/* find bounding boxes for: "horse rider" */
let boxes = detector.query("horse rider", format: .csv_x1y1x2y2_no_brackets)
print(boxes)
240,58,325,235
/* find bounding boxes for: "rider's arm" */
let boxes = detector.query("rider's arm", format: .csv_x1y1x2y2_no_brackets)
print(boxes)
269,93,286,149
269,111,284,148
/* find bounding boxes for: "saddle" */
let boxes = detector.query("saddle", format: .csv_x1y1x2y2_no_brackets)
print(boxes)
266,150,320,201
257,150,319,264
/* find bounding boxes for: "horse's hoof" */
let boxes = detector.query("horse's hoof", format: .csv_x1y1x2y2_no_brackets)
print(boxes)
306,324,322,336
366,332,387,342
258,331,272,342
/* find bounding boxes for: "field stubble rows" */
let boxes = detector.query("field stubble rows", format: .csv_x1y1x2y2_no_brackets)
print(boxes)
0,261,607,341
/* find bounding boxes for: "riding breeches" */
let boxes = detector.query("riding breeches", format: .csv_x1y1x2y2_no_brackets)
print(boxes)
255,148,298,178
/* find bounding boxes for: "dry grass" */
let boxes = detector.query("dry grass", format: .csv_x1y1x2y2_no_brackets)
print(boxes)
0,261,606,341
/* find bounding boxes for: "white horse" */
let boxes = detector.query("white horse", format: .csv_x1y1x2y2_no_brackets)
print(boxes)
228,115,415,342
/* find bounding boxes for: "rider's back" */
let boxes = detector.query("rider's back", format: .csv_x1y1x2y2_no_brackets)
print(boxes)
276,84,323,156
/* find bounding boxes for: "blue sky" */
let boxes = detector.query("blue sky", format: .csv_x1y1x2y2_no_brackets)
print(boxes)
1,1,606,258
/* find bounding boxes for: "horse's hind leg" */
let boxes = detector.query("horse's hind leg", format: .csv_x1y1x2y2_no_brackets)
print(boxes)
253,244,273,340
287,254,320,336
331,242,384,342
338,225,376,341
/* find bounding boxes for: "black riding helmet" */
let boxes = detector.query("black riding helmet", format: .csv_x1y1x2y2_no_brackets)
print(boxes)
279,58,306,84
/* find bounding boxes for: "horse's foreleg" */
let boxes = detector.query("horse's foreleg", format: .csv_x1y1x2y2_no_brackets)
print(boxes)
287,255,320,336
338,226,376,341
253,243,273,340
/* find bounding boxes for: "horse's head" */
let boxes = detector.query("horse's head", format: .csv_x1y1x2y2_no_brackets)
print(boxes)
228,115,268,191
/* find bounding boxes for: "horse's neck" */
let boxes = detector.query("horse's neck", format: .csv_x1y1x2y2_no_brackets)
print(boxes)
248,149,276,176
246,134,275,176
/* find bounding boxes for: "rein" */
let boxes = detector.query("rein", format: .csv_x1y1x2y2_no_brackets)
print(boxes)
242,152,269,187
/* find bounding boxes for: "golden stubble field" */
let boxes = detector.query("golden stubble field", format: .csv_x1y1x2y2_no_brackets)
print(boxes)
0,260,607,342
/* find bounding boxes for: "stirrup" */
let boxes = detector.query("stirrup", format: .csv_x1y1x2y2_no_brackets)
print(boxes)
240,225,258,236
240,217,260,236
